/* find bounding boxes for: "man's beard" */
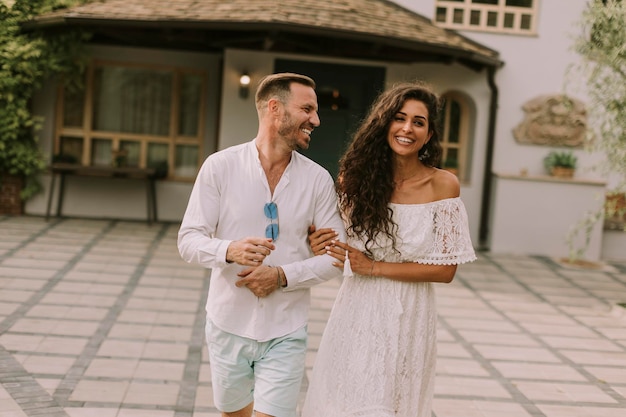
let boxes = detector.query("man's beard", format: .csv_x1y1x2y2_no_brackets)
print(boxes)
278,112,309,151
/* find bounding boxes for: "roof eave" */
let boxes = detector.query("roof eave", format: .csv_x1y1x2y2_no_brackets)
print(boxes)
23,16,503,69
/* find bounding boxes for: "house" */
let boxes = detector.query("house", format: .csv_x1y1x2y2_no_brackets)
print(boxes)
23,0,624,262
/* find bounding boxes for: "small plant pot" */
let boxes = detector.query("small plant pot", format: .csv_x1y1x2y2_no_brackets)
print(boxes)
550,167,575,178
0,173,25,215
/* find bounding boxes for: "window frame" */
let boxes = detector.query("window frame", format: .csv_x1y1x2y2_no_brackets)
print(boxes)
53,59,208,181
434,0,539,35
440,92,472,183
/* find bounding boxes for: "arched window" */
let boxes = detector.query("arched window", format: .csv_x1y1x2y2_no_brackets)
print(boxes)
440,92,472,183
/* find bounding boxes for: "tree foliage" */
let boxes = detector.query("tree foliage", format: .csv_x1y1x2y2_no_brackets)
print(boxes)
0,0,89,200
566,0,626,260
571,0,625,190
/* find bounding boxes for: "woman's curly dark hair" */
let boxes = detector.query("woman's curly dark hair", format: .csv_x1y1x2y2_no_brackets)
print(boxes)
336,82,443,253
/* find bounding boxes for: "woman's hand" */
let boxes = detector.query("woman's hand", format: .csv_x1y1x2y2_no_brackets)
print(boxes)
308,225,339,255
325,240,375,276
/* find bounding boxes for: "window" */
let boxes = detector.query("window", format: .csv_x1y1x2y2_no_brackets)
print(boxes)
440,93,472,182
54,60,207,180
434,0,538,35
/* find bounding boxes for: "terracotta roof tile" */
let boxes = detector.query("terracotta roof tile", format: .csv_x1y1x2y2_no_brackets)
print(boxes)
33,0,500,66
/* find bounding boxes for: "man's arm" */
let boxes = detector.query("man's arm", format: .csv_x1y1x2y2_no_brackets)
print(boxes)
177,158,232,269
281,173,346,290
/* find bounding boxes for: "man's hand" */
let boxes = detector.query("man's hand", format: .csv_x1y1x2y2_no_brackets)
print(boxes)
308,225,338,256
226,237,275,266
235,265,279,297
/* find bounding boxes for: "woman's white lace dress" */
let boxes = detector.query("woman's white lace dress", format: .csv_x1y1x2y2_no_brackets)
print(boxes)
301,198,476,417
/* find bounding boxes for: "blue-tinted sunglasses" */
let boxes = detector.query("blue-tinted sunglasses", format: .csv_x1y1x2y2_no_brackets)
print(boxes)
264,202,279,240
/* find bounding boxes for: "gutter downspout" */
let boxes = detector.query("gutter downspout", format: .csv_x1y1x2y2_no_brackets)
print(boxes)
479,66,498,250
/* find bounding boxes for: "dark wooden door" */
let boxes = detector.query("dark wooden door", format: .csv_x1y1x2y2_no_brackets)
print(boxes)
275,59,385,178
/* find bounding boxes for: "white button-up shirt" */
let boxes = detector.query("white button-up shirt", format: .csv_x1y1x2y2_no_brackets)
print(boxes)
178,139,346,342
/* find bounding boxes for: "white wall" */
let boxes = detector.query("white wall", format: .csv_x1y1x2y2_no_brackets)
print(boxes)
218,50,274,150
392,0,433,17
464,0,601,179
490,174,606,261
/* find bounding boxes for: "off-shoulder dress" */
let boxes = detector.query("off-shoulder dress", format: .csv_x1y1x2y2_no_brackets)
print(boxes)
302,197,477,417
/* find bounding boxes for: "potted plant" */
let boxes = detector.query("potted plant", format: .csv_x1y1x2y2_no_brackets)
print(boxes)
0,135,47,215
543,150,577,178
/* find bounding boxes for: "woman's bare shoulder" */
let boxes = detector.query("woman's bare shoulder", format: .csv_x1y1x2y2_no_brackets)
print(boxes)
431,168,460,200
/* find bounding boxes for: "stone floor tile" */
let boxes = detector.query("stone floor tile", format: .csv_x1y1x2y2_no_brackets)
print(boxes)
433,399,534,417
140,341,188,361
116,409,175,417
34,378,62,396
69,380,129,403
85,358,139,379
437,342,473,358
64,407,118,417
434,376,512,398
123,382,179,406
538,404,626,417
540,335,623,351
559,349,626,366
436,357,491,377
514,381,618,403
519,323,599,338
96,340,146,358
194,386,215,408
457,330,539,347
474,344,561,363
584,366,626,384
36,336,88,355
1,217,625,417
444,318,520,333
133,360,185,381
491,362,587,381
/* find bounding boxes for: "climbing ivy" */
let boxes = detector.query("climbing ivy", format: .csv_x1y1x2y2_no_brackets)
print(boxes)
0,0,90,200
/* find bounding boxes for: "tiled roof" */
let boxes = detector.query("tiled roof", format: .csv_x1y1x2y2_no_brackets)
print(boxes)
31,0,502,68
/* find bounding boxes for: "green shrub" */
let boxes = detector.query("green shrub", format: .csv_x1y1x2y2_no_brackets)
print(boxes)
0,0,89,200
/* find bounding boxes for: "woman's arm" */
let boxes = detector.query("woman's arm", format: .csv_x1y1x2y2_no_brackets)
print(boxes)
308,225,339,255
327,240,457,284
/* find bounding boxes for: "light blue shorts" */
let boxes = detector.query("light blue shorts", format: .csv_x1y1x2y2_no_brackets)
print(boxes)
205,318,307,417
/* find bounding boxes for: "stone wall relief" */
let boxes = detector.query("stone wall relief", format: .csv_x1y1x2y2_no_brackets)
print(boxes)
513,94,587,147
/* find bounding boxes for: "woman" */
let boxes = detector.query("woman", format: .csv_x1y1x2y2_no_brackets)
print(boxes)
302,82,476,417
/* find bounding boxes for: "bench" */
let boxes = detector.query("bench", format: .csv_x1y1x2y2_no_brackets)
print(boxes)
45,163,158,224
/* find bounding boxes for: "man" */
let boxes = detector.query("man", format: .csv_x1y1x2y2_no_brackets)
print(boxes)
178,73,345,417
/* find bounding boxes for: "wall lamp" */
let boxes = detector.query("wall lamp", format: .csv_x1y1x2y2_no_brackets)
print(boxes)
239,72,251,99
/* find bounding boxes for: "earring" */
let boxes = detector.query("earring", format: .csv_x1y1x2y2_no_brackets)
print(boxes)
418,148,430,161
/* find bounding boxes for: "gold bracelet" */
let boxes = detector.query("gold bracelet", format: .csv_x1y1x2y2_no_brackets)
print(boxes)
370,260,375,276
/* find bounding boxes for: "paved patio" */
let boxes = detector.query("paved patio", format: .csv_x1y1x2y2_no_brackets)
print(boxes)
1,216,625,417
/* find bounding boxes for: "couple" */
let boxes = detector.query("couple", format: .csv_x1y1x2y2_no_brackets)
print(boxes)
178,72,476,417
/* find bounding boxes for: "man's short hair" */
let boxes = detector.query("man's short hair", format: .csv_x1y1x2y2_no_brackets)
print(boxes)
255,73,316,110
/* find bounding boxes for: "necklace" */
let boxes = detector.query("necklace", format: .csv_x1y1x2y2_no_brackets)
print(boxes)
395,169,421,183
394,168,435,187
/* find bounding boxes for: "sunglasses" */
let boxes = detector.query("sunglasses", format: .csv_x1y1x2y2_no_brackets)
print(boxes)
264,202,279,240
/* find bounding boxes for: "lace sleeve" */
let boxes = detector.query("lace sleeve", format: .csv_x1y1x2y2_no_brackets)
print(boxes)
418,198,477,265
